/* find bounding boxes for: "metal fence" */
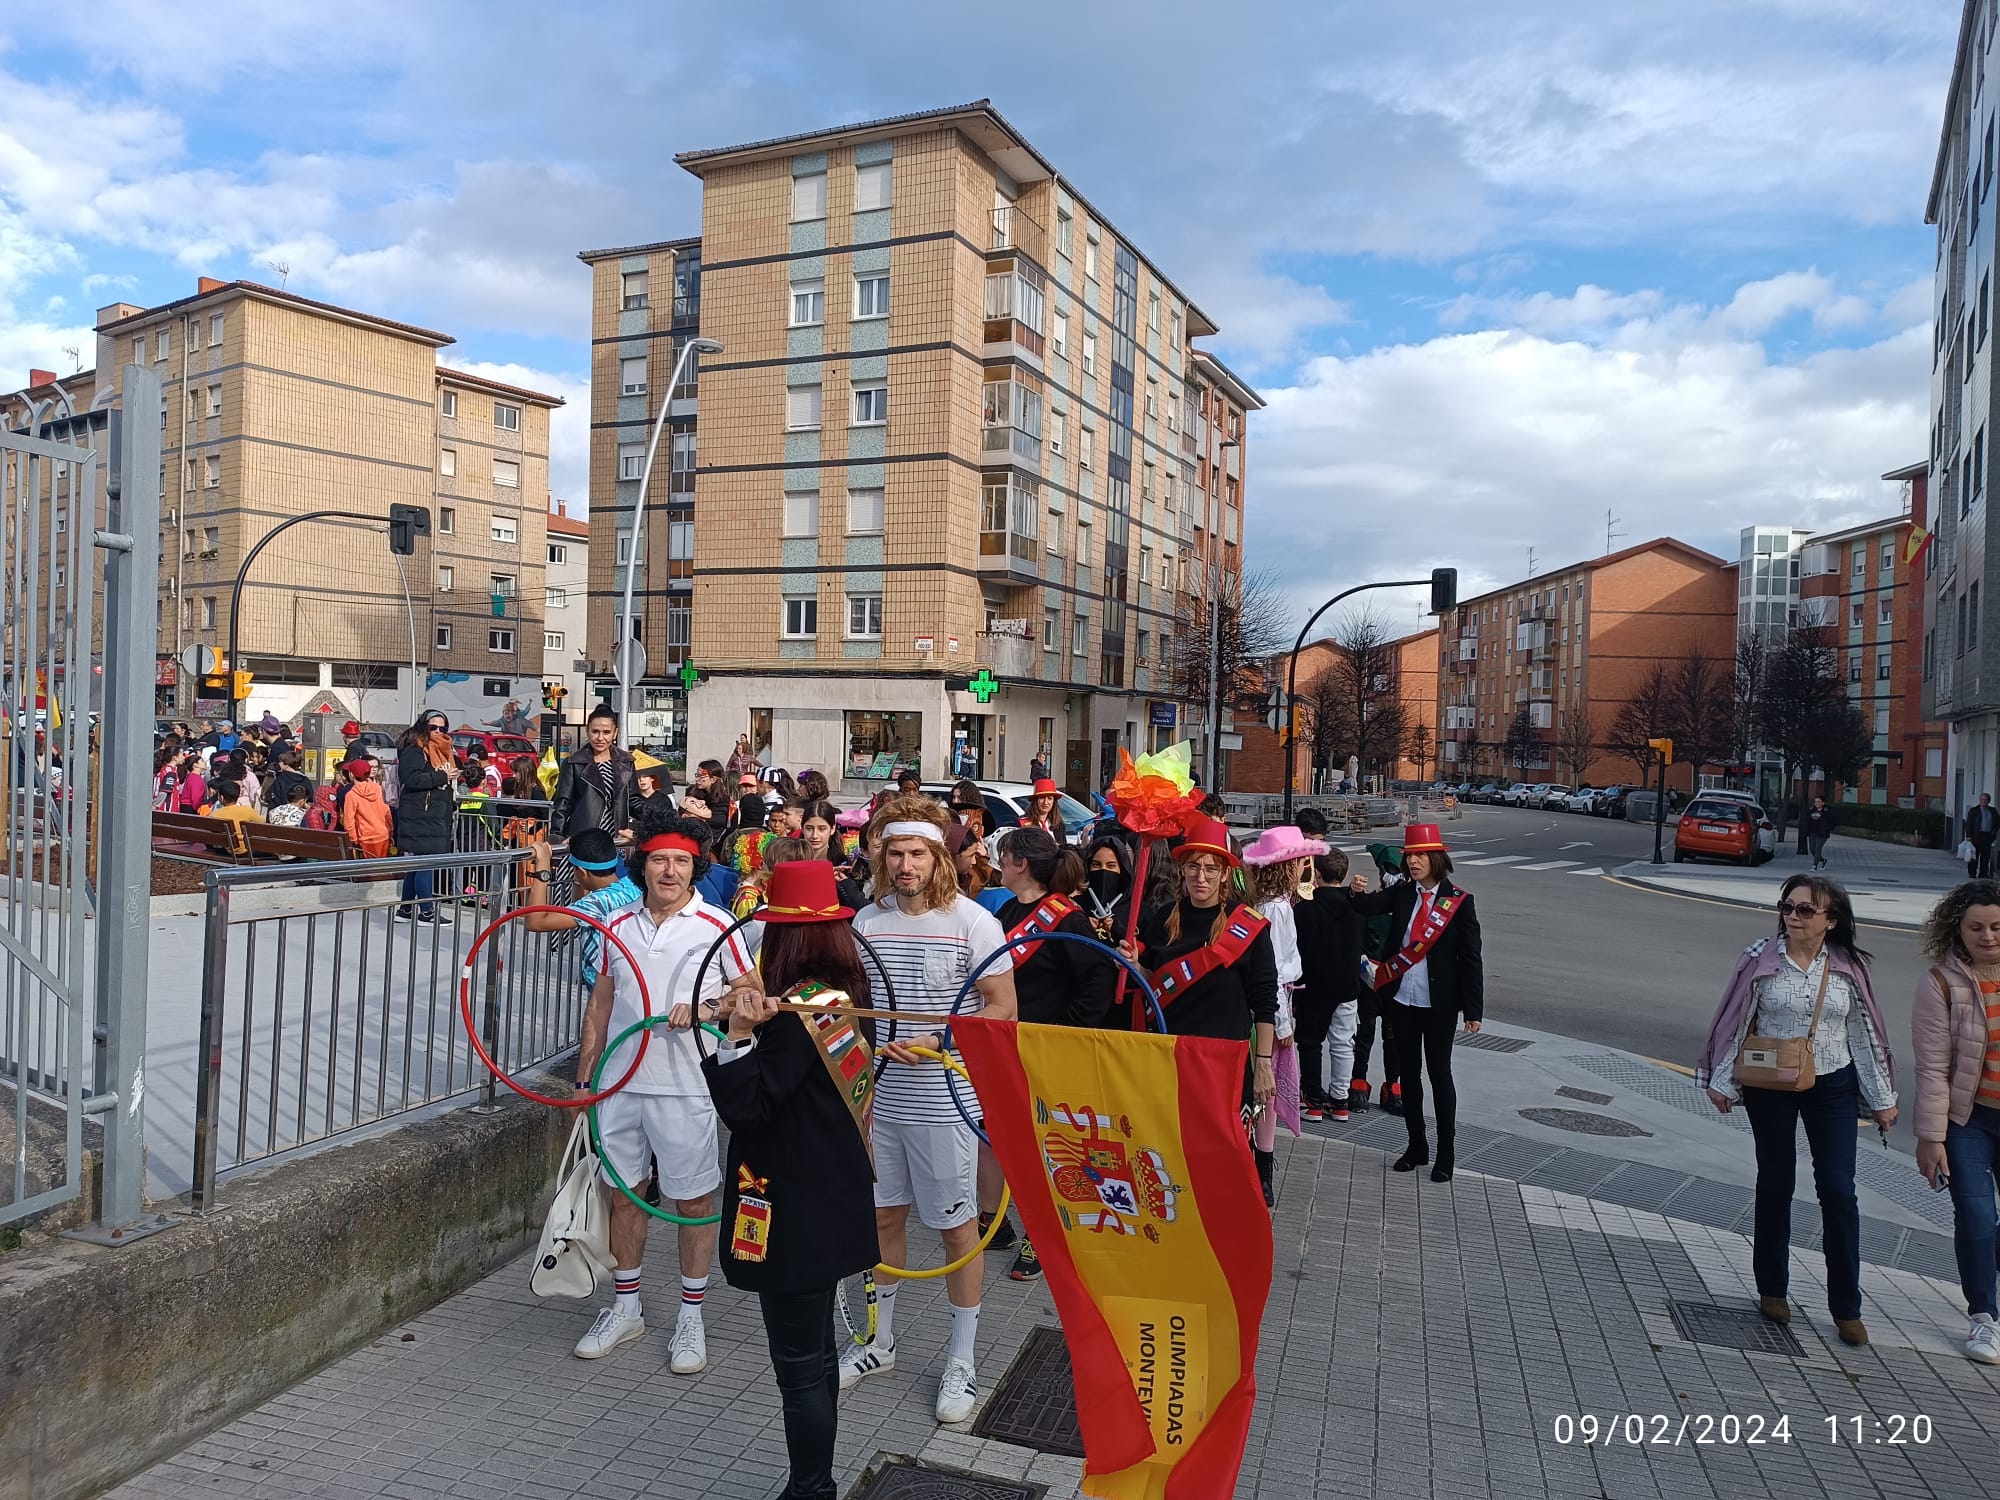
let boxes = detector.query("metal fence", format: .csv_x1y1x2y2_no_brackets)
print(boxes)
189,844,588,1210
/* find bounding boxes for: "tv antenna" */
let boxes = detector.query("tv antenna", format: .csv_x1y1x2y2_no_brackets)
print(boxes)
266,260,290,289
1526,545,1539,578
1605,507,1624,555
61,346,80,372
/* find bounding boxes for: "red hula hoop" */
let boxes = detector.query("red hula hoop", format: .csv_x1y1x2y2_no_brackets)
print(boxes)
458,903,653,1108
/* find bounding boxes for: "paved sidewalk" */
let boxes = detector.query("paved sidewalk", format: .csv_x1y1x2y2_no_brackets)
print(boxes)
108,1036,1997,1500
1616,838,1965,928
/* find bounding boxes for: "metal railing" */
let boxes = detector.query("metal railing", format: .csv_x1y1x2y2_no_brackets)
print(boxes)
189,843,588,1210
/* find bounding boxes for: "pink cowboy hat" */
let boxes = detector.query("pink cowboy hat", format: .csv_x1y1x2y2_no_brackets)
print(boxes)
833,804,872,830
1240,825,1331,867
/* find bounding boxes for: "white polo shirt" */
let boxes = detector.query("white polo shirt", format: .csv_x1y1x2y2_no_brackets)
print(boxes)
599,892,751,1096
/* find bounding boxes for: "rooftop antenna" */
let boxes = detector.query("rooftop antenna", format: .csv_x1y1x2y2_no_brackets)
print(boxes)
1605,507,1624,555
61,346,80,373
265,260,290,289
1526,545,1539,578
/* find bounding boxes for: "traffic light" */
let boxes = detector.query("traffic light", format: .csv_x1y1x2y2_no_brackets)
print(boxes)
1647,736,1675,765
542,681,567,712
197,672,227,700
232,671,254,701
387,503,431,557
1430,567,1458,614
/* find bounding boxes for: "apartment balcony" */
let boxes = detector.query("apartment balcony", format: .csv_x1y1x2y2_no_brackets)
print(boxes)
990,205,1047,267
1519,600,1547,621
1456,637,1478,662
976,629,1037,677
1449,655,1477,675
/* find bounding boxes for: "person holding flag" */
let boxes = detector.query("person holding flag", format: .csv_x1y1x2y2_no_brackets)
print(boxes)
840,795,1018,1425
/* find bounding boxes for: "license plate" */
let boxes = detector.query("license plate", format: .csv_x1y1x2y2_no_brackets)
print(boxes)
1699,824,1730,834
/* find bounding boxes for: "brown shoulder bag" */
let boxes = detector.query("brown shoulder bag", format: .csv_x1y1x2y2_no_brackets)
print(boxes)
1735,956,1830,1092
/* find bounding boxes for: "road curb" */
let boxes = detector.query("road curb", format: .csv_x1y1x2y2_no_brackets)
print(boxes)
1607,866,1924,931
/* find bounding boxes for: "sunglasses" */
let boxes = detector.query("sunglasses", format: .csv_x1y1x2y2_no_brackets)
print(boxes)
1776,901,1824,919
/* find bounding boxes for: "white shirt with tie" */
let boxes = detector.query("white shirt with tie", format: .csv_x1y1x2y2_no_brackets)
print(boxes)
1396,882,1443,1009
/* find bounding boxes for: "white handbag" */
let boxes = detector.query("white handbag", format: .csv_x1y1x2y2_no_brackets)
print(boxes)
530,1114,613,1298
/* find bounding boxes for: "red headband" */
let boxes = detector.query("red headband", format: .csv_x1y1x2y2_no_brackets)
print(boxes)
640,832,702,857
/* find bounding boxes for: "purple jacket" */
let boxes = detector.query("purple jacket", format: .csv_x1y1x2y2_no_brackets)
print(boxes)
1693,936,1896,1098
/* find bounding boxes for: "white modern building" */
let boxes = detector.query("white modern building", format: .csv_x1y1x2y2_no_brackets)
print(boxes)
544,502,590,724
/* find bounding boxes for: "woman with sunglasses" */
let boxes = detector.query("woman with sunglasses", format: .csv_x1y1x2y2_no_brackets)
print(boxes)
1694,874,1897,1346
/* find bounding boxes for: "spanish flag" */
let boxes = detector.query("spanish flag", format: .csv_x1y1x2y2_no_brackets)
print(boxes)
1905,523,1933,568
954,1018,1273,1499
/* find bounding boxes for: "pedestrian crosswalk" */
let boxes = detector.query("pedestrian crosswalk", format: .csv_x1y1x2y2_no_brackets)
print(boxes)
1327,842,1606,880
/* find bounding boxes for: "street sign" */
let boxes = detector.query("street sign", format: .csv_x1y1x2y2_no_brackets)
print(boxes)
613,638,648,688
1218,732,1244,751
179,643,219,677
1149,701,1178,728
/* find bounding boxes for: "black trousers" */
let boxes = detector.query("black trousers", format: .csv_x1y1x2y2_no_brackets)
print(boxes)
1293,988,1334,1099
759,1286,841,1499
1390,1001,1458,1153
1354,992,1399,1087
1975,834,1997,880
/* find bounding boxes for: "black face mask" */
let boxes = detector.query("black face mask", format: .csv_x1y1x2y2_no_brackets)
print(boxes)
1087,867,1128,906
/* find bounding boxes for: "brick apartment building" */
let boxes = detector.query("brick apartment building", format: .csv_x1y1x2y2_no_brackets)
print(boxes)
1232,626,1439,794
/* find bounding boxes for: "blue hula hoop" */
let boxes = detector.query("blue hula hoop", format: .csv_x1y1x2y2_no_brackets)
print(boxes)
687,905,901,1060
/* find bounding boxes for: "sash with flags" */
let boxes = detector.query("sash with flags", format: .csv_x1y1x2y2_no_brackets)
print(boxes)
1005,892,1080,965
1150,908,1268,1009
786,981,876,1138
1369,887,1463,991
954,1017,1272,1499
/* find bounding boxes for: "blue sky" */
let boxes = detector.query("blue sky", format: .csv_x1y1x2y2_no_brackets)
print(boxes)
0,0,1961,623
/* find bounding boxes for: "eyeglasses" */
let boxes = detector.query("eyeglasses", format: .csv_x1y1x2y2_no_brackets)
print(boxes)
1184,861,1225,878
1776,901,1824,919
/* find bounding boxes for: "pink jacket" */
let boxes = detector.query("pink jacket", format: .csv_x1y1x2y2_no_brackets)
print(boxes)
1694,936,1896,1100
1911,957,1992,1142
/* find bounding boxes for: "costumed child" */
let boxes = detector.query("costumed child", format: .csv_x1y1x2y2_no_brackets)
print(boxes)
340,758,393,858
1241,825,1328,1207
705,861,880,1500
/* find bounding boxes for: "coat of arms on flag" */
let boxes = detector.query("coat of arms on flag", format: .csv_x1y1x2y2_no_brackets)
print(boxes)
1039,1100,1181,1240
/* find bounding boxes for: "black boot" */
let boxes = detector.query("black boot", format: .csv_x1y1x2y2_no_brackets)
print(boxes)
1393,1132,1430,1172
1255,1148,1275,1208
1431,1143,1455,1183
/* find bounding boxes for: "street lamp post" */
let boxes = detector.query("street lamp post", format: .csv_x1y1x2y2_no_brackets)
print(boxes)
616,335,723,732
1202,438,1239,790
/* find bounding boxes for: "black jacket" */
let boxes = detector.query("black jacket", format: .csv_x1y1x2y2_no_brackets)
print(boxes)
391,743,456,855
1349,878,1484,1024
549,748,634,837
1294,885,1365,1012
996,896,1117,1028
1803,806,1837,839
1137,898,1279,1041
701,1012,879,1295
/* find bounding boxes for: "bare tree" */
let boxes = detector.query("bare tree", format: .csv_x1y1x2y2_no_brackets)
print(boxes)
1757,625,1871,841
1604,663,1673,784
1553,695,1597,785
1306,608,1410,782
1404,721,1434,782
1168,565,1293,708
1503,708,1539,773
1728,631,1774,769
1663,648,1729,779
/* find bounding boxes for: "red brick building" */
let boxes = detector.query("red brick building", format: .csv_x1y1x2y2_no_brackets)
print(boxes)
1231,626,1438,794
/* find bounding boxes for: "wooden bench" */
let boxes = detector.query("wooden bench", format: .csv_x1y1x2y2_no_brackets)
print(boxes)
239,823,353,864
151,810,248,862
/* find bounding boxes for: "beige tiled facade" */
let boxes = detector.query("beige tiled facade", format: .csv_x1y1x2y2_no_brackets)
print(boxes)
582,103,1256,790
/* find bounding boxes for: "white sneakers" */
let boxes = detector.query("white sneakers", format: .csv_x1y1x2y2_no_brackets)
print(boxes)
574,1304,644,1359
839,1341,896,1391
1968,1312,2000,1365
669,1317,708,1374
934,1358,979,1424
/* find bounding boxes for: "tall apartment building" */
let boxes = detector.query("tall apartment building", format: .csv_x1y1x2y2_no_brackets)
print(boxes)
1926,0,2000,821
89,280,560,728
544,501,591,722
580,101,1253,793
1435,538,1736,789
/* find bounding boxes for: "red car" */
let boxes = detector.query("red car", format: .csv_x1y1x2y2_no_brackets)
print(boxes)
1673,797,1775,865
450,729,538,766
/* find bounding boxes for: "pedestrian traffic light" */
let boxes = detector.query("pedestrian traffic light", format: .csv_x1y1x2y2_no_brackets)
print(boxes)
1430,567,1458,614
542,681,567,711
1648,736,1674,764
232,671,254,701
387,504,431,557
197,672,227,700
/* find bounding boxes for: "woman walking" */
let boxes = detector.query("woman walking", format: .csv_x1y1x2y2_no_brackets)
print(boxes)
550,705,635,840
1695,874,1897,1345
392,711,457,923
1912,881,2000,1364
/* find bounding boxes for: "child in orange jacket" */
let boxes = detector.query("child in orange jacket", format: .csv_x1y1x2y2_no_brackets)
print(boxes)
340,758,393,858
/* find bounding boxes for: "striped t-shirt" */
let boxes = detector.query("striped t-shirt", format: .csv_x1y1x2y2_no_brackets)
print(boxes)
1978,980,2000,1109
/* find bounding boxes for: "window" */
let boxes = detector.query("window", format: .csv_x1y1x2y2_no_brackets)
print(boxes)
852,382,887,425
846,594,883,638
1049,415,1064,456
622,270,649,310
792,172,827,222
435,624,452,650
493,403,520,432
1084,227,1099,281
1043,609,1058,650
201,596,216,629
1873,705,1890,736
131,336,145,366
1974,580,1984,644
847,487,884,534
488,628,515,653
546,585,568,608
1052,310,1068,357
1082,331,1096,375
440,447,456,477
783,597,818,638
1072,614,1088,656
1879,596,1894,625
1079,426,1094,469
185,390,200,423
1077,520,1092,567
670,429,696,472
668,600,691,649
490,517,517,543
203,525,219,551
438,565,455,592
618,442,643,480
667,520,693,560
1852,545,1865,574
204,455,220,488
491,572,516,598
853,274,889,320
783,490,819,537
854,161,892,212
545,631,565,652
790,281,825,326
183,458,196,491
1850,600,1864,626
206,385,221,417
1169,309,1181,348
1882,542,1895,572
1148,289,1160,330
1056,211,1073,257
1145,382,1158,418
615,534,633,565
438,505,455,534
1167,396,1179,432
441,390,458,418
786,385,822,430
209,312,224,345
156,329,170,362
548,544,567,566
493,459,520,488
1878,651,1893,681
621,356,648,395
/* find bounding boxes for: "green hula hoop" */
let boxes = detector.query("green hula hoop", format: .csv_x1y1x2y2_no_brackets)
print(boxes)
586,1014,731,1226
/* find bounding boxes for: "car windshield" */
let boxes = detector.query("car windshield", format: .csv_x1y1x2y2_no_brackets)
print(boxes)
1685,800,1748,822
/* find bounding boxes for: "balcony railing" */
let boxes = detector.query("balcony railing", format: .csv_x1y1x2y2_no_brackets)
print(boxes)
976,631,1036,676
990,205,1047,265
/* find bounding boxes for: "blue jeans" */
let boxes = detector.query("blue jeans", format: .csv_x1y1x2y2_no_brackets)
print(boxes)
399,868,434,918
1743,1063,1862,1319
1945,1104,2000,1318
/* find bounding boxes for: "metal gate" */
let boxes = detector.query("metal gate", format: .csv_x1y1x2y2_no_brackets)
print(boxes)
0,365,160,1234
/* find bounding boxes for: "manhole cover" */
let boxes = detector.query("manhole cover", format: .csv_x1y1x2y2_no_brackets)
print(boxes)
1459,1032,1533,1054
851,1459,1039,1499
1668,1300,1804,1357
1554,1086,1614,1106
972,1325,1084,1457
1517,1107,1652,1137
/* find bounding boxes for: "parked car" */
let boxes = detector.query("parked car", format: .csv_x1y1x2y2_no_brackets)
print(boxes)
451,729,539,767
918,780,1102,848
1502,783,1544,807
1591,784,1634,817
1537,784,1574,810
349,729,397,765
1563,788,1600,814
1673,796,1777,865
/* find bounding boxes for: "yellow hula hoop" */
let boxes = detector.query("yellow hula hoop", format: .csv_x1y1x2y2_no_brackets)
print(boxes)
871,1045,1011,1281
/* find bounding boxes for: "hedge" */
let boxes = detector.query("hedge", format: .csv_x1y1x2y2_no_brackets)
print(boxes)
1781,801,1949,849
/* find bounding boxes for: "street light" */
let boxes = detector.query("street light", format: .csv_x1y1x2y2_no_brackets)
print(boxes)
1203,439,1239,789
616,334,723,732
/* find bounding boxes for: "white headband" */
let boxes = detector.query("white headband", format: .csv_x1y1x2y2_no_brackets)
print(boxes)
880,820,946,843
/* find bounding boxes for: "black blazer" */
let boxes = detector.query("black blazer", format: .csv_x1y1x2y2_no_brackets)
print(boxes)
1294,885,1364,1011
1349,878,1484,1024
701,1010,879,1295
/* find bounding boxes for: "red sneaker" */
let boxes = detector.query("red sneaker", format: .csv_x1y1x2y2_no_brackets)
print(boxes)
1328,1102,1350,1122
1302,1103,1325,1122
1348,1079,1371,1111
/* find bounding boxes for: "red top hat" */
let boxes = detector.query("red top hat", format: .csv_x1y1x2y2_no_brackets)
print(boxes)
1031,778,1060,797
1173,817,1238,867
761,861,854,924
1402,823,1448,854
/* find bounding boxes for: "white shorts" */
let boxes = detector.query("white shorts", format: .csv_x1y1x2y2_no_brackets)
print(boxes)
872,1117,978,1230
595,1091,722,1202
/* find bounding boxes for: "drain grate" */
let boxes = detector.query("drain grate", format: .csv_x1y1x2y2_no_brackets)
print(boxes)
972,1325,1085,1457
1554,1085,1613,1105
1668,1299,1804,1357
851,1459,1040,1499
1518,1107,1652,1138
1458,1031,1534,1054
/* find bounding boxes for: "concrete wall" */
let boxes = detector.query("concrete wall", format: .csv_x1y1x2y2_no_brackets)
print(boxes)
0,1082,571,1500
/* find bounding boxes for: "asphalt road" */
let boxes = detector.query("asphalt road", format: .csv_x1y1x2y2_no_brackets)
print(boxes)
1393,805,1928,1151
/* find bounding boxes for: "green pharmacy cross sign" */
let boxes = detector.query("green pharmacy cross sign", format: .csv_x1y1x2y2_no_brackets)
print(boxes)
967,669,1000,704
678,661,701,692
